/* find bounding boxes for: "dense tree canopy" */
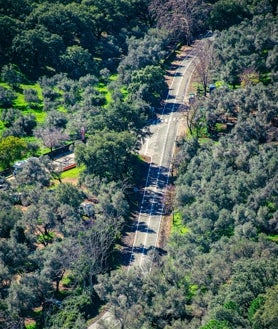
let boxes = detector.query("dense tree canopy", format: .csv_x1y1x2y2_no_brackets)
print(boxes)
0,0,277,328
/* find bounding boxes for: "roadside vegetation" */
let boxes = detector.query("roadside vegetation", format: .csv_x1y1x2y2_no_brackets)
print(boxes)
0,0,277,329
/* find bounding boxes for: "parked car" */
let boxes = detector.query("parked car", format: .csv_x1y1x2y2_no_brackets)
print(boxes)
188,93,196,104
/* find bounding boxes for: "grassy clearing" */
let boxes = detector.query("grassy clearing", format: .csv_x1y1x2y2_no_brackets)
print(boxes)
172,212,189,234
21,83,43,99
268,234,278,243
214,80,225,88
109,74,118,81
13,92,26,108
30,110,46,123
25,322,37,329
215,122,226,132
198,137,212,145
60,166,84,180
97,82,111,104
0,82,11,89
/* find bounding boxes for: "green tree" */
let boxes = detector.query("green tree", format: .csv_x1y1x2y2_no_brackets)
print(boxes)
1,64,23,89
88,95,148,138
128,65,167,105
0,136,27,169
44,293,90,329
118,28,168,84
55,183,84,210
60,45,94,79
0,15,21,65
12,26,64,77
4,114,37,137
39,242,69,293
209,0,250,31
0,203,21,238
95,269,146,329
7,273,52,322
14,157,51,187
23,88,41,108
45,110,67,129
0,86,16,108
75,130,137,181
0,236,29,274
252,285,278,329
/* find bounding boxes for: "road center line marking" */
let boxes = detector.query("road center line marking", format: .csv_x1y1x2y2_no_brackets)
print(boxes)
128,51,196,272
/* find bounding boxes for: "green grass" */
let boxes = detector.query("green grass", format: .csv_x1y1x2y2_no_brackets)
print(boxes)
214,80,225,88
61,274,73,287
96,82,111,104
60,165,84,180
21,83,43,99
0,82,11,88
198,137,212,144
13,92,26,108
37,232,54,244
25,323,37,329
268,234,278,243
188,284,198,299
120,86,128,99
4,83,47,123
172,212,189,234
22,107,46,123
109,74,118,81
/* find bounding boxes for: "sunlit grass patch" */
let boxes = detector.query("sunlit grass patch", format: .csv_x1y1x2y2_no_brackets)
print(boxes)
0,120,5,131
96,82,111,105
268,234,278,243
0,82,10,88
198,137,211,144
14,92,26,108
25,322,38,329
60,165,84,179
214,80,225,88
37,232,54,244
57,104,67,113
109,74,118,81
21,83,43,99
21,108,46,123
172,212,189,234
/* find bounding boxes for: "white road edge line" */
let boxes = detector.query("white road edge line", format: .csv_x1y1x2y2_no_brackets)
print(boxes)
150,57,196,272
136,53,196,271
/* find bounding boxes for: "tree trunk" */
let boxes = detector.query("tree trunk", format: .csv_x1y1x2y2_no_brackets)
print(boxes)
203,82,207,97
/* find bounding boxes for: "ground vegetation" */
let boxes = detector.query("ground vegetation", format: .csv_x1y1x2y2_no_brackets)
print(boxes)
0,0,277,328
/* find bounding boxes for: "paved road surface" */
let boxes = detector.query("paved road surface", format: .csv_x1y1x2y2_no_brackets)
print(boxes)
128,49,196,272
88,47,196,329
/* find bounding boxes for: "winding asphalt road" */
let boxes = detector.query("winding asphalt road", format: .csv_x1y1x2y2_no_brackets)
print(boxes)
88,47,196,329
